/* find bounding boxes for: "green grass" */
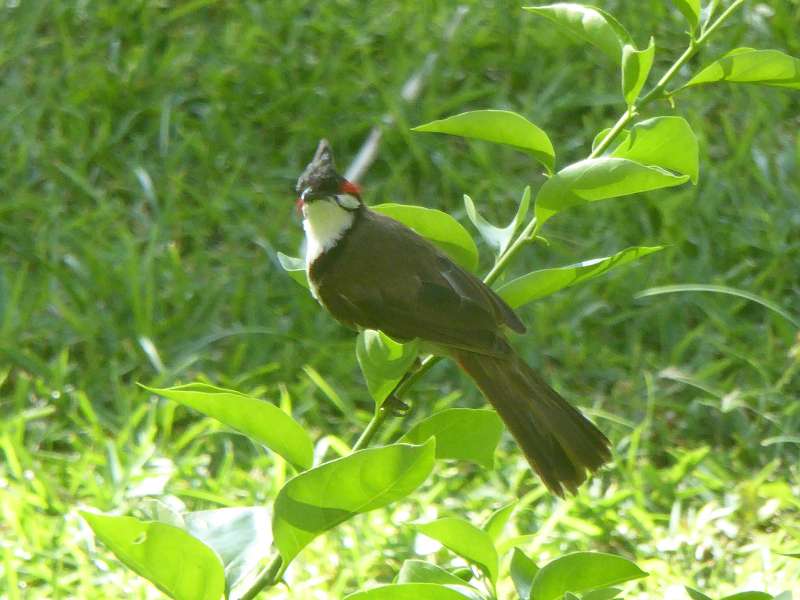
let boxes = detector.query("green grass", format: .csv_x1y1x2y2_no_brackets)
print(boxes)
1,0,798,598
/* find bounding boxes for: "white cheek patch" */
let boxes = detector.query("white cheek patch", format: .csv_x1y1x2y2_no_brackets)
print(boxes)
302,199,356,269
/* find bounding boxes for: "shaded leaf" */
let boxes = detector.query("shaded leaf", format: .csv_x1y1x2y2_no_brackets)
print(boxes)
510,548,538,600
413,110,555,173
670,0,701,30
81,512,225,600
497,246,664,309
524,3,631,63
611,116,699,183
184,507,271,596
415,518,499,584
535,157,689,226
277,252,309,289
532,552,648,600
373,203,479,272
356,330,419,407
464,187,530,256
141,383,313,471
622,38,655,105
345,583,483,600
273,441,435,567
400,408,504,468
684,48,800,90
483,501,517,542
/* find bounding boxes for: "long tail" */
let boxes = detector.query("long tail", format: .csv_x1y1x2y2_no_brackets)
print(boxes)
455,349,611,496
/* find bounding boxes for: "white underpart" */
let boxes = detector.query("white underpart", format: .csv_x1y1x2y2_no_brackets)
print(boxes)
302,197,356,298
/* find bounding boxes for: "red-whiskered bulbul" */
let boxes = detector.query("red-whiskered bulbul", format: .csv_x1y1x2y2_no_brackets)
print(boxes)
295,139,611,495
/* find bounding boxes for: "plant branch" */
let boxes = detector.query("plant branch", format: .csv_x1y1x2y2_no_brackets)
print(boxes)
240,4,748,598
591,0,745,158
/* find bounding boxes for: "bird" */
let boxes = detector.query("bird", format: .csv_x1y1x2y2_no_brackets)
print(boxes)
295,139,611,496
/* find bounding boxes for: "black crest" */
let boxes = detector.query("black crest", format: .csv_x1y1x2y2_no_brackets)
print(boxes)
296,139,341,197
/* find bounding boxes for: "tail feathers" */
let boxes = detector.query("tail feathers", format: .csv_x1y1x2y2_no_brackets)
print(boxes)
455,349,611,496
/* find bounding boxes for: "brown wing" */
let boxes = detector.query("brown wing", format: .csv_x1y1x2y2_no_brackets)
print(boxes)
313,208,525,357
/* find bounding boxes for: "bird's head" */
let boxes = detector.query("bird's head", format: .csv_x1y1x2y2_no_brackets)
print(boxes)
295,139,362,210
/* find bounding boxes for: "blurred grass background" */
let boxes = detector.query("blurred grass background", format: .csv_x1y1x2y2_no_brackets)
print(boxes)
0,0,798,598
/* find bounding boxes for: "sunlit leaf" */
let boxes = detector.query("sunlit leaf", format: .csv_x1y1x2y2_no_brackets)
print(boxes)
395,562,486,599
511,548,538,600
670,0,701,30
277,252,309,289
684,48,800,90
81,512,225,600
184,507,272,596
356,330,419,407
611,116,699,183
345,583,484,600
464,187,530,256
415,518,499,584
400,408,503,468
413,110,555,173
535,157,689,225
721,592,774,600
685,587,713,600
141,383,313,471
532,552,647,600
273,440,435,567
622,38,655,105
523,3,631,63
583,588,623,600
497,246,664,309
373,203,479,272
483,501,517,542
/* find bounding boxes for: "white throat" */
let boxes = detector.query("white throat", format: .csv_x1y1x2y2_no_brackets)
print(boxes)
302,197,356,269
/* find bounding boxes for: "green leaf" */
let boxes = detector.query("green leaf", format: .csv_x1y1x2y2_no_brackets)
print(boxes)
141,383,313,471
273,440,435,567
523,3,631,63
277,252,309,289
610,116,699,183
415,518,499,584
396,560,474,586
395,562,486,600
510,548,538,600
356,330,419,408
373,203,479,272
81,512,225,600
483,501,517,542
583,588,623,600
464,187,530,256
535,157,689,226
183,507,272,596
670,0,701,30
531,552,647,600
400,408,504,468
591,127,622,153
684,48,800,90
412,110,555,173
685,587,713,600
721,593,775,600
345,583,483,600
635,284,800,328
497,246,664,309
622,38,655,105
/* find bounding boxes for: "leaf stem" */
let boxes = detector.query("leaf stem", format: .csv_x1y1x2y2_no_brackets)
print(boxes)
238,555,283,600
